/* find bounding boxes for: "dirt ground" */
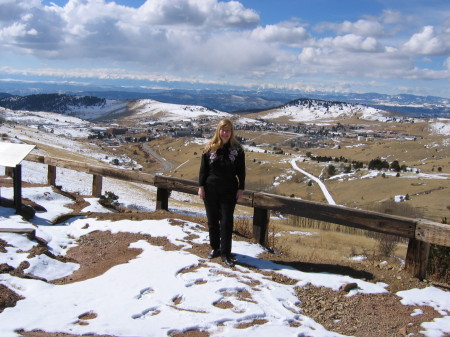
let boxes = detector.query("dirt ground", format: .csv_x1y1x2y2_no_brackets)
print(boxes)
1,195,449,337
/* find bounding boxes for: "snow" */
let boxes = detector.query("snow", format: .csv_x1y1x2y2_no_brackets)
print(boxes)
1,165,449,336
66,99,129,121
429,119,450,135
128,99,231,122
261,101,389,122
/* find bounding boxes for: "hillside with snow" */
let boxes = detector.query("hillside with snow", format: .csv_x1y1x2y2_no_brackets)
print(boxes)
0,93,234,125
124,99,231,123
250,98,394,123
0,93,129,121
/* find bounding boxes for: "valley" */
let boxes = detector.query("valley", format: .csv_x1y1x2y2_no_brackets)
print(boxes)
1,95,450,336
1,96,449,223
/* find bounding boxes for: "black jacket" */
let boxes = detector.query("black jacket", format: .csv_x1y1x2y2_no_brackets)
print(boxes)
199,143,245,191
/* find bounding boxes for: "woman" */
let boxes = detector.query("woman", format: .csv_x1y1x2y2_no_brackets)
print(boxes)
198,119,246,267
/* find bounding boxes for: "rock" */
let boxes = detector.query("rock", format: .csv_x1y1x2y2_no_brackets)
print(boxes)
339,282,358,293
398,327,408,336
19,204,35,219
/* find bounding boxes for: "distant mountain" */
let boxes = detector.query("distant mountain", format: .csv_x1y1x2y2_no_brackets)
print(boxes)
0,93,106,114
243,98,393,123
122,99,230,123
0,93,231,123
74,89,450,117
1,91,449,123
1,78,450,116
306,92,450,118
78,89,286,114
0,93,130,121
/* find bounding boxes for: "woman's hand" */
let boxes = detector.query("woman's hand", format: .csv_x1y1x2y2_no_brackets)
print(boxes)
236,189,244,201
198,186,205,200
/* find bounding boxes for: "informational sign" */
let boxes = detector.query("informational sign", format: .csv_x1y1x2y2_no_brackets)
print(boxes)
0,142,36,167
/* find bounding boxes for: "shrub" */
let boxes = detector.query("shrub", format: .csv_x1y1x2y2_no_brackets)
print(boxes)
368,158,389,170
375,233,400,258
390,160,401,172
327,164,336,176
233,215,252,238
367,200,420,258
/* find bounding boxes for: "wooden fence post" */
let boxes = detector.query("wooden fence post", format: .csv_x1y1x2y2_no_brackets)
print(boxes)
253,207,269,246
92,175,103,197
156,187,169,211
405,238,431,280
5,167,13,177
47,165,56,186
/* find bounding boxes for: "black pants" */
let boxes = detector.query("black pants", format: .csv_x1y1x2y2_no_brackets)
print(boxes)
204,184,237,257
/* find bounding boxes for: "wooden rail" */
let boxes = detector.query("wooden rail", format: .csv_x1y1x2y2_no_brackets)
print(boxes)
0,228,36,240
20,154,450,280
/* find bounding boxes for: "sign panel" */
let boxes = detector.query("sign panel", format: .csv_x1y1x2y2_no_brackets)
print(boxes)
0,142,36,167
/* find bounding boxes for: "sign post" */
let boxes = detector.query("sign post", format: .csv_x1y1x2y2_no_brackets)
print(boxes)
0,142,36,213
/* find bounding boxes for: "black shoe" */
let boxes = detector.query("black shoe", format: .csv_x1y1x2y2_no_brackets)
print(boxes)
221,255,235,267
208,249,220,259
228,253,237,262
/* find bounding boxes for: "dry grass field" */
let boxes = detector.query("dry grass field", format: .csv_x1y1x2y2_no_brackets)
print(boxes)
129,116,449,223
90,113,448,270
12,112,446,269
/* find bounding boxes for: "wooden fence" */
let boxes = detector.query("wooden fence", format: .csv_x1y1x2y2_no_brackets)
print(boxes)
15,154,450,279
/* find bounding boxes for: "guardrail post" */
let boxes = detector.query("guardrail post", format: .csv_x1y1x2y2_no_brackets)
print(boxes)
156,187,169,211
92,175,103,197
13,164,22,213
405,238,430,280
48,165,56,185
253,207,269,246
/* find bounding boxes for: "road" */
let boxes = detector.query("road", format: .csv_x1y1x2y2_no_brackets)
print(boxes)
290,157,337,205
142,143,174,174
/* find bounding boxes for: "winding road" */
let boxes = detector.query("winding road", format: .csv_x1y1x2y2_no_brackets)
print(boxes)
142,143,174,174
290,157,337,205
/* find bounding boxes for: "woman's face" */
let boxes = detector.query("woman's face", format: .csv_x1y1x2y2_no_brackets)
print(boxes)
219,126,232,144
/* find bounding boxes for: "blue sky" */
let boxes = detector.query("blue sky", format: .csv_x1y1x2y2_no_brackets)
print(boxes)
1,0,450,98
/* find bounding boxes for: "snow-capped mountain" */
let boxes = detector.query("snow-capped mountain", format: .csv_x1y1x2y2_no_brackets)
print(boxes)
247,98,393,122
0,94,231,124
0,93,440,126
0,93,129,121
125,99,231,123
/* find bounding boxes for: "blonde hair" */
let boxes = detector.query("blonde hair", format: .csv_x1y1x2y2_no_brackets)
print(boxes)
204,119,241,153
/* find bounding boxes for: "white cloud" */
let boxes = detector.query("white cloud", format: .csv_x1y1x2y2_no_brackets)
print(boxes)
134,0,259,28
445,57,450,70
297,44,414,80
315,18,385,38
250,24,310,46
0,0,449,96
403,25,450,56
328,34,385,52
336,19,385,37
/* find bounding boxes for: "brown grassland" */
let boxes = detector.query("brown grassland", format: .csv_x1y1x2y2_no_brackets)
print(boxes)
102,113,449,275
126,116,449,222
9,111,448,271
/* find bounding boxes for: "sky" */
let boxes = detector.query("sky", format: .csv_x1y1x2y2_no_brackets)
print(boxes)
0,0,450,97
